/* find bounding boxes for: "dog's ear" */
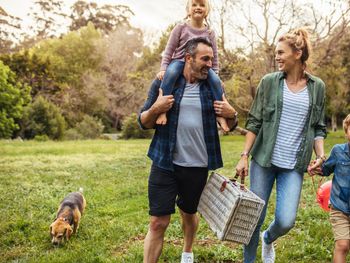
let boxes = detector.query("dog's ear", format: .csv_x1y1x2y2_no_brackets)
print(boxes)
65,225,73,240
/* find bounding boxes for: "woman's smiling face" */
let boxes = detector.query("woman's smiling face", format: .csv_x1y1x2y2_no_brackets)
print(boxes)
275,41,301,72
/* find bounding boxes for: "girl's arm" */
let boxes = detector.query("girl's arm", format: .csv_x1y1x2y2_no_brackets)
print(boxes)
160,24,183,71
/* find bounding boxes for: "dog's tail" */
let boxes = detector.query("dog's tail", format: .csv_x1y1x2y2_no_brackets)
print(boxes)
78,187,84,193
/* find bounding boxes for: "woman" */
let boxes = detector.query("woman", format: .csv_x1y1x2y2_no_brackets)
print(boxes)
235,28,327,263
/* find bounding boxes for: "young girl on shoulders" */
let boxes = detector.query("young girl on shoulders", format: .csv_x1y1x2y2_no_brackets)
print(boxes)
156,0,229,132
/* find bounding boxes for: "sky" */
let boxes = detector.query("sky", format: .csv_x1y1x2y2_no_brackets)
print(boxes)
1,0,347,48
1,0,187,44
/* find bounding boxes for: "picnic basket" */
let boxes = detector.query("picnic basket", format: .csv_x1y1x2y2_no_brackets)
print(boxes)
197,172,265,245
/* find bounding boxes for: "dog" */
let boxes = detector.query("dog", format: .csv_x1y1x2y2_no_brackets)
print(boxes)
50,190,86,245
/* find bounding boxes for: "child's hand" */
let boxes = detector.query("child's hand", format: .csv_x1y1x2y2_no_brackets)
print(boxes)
157,70,166,80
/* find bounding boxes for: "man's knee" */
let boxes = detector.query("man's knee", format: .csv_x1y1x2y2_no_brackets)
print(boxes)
149,216,170,233
335,240,350,254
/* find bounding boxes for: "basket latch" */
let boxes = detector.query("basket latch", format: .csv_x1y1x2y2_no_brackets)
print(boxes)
220,181,227,192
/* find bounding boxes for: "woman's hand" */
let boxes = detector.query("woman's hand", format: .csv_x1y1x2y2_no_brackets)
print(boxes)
307,158,324,176
236,155,249,178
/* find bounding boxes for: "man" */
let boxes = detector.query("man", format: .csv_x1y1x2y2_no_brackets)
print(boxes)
138,37,238,263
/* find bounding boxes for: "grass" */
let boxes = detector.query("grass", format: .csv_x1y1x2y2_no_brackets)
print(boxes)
0,131,347,263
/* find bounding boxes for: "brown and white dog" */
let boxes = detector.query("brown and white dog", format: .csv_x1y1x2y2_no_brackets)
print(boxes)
50,191,86,245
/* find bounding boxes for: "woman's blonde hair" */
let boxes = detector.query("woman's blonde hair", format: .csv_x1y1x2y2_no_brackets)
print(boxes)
343,114,350,133
278,28,312,68
185,0,210,20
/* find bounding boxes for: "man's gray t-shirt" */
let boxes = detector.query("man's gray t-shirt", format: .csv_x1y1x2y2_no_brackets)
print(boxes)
173,82,208,167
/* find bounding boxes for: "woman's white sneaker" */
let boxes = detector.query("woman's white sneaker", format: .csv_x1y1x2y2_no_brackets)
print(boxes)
181,252,194,263
261,231,275,263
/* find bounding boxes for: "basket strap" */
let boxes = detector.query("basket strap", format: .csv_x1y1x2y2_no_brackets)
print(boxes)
230,173,246,191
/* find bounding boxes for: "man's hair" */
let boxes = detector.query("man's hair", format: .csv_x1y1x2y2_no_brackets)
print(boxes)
343,114,350,133
184,37,213,58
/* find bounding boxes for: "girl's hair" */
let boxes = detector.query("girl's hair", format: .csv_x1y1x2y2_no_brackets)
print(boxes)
185,0,210,21
343,114,350,133
278,28,312,68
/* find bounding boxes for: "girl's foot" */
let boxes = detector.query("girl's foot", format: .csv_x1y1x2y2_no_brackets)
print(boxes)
156,113,167,125
217,116,229,132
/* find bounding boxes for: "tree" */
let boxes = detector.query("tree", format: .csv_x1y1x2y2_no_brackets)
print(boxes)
0,50,61,101
0,6,21,53
92,25,144,129
0,61,31,138
210,0,350,117
32,23,105,125
28,0,67,39
22,96,66,140
69,1,134,34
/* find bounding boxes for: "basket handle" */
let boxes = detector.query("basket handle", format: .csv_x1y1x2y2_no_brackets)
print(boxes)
230,173,246,191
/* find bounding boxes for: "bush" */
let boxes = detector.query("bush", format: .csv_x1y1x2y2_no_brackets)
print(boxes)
75,115,104,139
121,113,153,139
22,96,66,140
0,61,31,139
63,128,84,140
34,134,49,141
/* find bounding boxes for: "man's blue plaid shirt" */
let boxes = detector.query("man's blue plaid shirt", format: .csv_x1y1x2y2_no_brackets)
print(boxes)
138,76,226,171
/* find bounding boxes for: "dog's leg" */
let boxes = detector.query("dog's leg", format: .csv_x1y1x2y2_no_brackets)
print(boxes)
73,208,82,234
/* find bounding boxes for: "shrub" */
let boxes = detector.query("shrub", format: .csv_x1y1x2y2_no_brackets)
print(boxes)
0,61,31,138
34,134,49,141
75,115,104,139
63,128,84,140
121,113,153,139
22,96,66,140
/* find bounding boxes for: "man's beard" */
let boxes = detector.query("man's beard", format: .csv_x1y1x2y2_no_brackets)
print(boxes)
191,61,209,80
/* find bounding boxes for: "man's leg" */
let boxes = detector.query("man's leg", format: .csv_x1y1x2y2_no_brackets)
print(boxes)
145,164,178,262
180,209,199,252
143,215,171,263
175,165,208,262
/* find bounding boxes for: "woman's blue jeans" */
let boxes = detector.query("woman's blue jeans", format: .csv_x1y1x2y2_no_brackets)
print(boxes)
160,59,223,101
243,159,304,263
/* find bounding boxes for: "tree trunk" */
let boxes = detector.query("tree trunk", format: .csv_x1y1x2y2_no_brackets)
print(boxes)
331,113,337,132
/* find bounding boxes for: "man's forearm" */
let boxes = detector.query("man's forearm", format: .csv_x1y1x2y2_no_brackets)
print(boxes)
140,106,159,129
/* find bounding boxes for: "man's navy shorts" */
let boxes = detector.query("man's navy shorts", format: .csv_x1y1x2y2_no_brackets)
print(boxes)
148,163,208,216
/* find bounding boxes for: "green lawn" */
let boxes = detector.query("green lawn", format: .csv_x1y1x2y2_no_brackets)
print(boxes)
0,131,347,262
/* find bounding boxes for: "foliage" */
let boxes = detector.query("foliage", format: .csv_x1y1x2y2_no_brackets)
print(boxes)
0,50,61,101
63,128,84,140
22,96,66,140
0,61,31,139
28,0,67,39
121,113,153,139
33,134,50,141
69,1,134,34
0,132,348,262
0,6,22,54
32,23,104,125
93,25,144,130
74,115,104,139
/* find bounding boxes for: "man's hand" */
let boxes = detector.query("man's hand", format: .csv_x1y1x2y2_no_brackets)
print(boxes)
157,70,166,80
307,159,324,176
150,89,174,115
213,94,237,118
